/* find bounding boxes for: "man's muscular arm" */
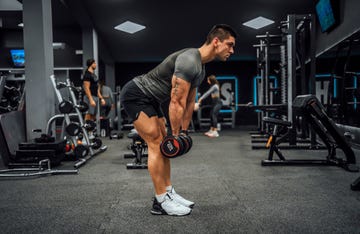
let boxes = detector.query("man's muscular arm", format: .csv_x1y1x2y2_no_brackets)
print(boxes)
182,87,196,131
169,75,191,136
83,81,96,107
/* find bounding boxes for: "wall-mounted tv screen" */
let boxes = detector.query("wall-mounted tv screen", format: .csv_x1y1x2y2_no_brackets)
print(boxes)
315,0,339,33
10,49,25,67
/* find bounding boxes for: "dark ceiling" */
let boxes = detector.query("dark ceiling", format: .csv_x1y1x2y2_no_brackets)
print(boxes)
75,0,316,62
1,0,318,63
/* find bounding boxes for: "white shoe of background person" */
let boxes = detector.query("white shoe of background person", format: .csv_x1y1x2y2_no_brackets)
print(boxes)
207,130,219,138
204,129,212,136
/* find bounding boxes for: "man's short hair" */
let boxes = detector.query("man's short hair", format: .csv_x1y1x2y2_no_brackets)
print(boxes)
86,58,95,68
206,24,237,44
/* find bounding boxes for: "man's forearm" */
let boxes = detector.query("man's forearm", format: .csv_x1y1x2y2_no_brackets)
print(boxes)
169,76,191,135
169,100,185,136
181,102,194,131
181,88,196,130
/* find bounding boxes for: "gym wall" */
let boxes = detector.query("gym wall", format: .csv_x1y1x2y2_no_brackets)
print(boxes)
0,28,82,69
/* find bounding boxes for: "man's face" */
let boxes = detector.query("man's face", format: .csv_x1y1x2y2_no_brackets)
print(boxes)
214,36,236,61
91,62,97,70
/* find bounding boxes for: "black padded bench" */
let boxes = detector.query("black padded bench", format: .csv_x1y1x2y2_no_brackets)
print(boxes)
261,95,359,174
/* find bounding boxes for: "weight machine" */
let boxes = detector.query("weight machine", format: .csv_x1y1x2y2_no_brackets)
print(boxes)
252,14,317,148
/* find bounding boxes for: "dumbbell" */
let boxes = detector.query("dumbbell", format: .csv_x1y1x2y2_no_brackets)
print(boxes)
65,122,81,136
160,131,193,158
59,100,74,114
91,138,103,150
179,130,193,153
160,135,185,158
84,120,96,131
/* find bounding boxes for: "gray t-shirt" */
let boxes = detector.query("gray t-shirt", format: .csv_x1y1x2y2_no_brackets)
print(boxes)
133,48,205,103
101,85,114,105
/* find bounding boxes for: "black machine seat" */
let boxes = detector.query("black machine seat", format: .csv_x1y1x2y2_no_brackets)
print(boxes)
262,95,359,174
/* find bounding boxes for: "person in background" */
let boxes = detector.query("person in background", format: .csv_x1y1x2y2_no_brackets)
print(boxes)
99,80,115,118
197,75,222,137
82,58,106,122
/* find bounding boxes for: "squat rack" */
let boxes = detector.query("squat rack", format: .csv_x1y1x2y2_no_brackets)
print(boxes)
252,14,317,147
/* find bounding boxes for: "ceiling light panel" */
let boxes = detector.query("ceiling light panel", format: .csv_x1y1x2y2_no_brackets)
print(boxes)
243,16,274,29
114,21,146,34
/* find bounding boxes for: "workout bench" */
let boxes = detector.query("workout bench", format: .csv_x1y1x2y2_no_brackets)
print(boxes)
261,95,359,173
124,130,148,169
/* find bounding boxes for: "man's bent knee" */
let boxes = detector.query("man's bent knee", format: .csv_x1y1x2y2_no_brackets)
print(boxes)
134,113,162,143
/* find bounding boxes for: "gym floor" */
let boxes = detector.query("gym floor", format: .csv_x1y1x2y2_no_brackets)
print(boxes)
0,127,359,233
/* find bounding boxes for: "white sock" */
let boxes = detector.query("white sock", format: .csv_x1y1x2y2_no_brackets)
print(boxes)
155,192,167,203
166,185,173,192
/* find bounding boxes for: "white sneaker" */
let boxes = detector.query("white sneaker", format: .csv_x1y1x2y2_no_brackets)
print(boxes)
204,129,212,136
207,130,219,138
151,193,192,216
169,188,195,208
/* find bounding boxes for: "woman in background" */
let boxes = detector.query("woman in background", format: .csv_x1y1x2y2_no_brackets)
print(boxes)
197,75,222,137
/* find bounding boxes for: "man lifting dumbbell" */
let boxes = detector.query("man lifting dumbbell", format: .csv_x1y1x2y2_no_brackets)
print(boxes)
120,24,236,216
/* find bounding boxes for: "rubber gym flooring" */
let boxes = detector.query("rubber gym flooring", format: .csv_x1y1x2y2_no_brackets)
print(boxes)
0,127,359,234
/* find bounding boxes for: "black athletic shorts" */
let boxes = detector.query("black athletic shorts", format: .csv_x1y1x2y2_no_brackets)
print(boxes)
84,95,99,116
120,79,164,123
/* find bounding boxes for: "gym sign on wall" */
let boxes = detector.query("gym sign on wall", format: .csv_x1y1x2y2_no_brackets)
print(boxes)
253,75,278,107
217,76,238,113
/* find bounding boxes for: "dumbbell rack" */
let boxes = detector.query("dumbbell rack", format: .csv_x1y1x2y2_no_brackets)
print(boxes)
49,75,107,168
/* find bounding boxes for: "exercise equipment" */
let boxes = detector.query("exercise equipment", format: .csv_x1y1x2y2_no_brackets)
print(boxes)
84,119,96,131
49,75,107,168
65,122,81,136
0,111,78,177
124,130,148,169
251,14,317,148
160,130,193,158
179,130,193,153
262,95,358,173
0,74,25,114
0,159,77,178
58,100,74,114
160,135,185,158
16,131,65,166
92,138,103,149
